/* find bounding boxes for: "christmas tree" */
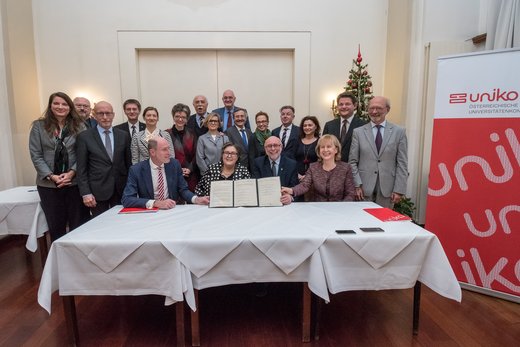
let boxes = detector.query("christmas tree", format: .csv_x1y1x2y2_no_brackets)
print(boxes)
343,45,373,122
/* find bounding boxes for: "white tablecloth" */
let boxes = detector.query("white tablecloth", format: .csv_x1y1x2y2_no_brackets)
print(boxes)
0,186,48,251
38,202,461,314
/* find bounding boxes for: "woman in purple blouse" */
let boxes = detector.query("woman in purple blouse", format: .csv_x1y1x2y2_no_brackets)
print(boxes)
282,134,355,202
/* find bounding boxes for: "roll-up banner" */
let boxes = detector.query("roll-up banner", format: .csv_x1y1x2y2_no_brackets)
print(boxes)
426,49,520,301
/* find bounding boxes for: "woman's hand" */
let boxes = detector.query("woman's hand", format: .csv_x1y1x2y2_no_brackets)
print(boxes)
298,174,305,181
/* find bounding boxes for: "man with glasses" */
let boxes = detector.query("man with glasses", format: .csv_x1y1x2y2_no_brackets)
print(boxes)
114,98,146,139
76,101,132,216
212,89,251,131
349,96,408,208
252,136,298,205
73,96,97,128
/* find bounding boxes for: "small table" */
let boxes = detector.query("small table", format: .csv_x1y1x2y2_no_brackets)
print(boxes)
0,186,48,259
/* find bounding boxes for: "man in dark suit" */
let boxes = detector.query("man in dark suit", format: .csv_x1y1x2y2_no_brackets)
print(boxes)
225,109,253,168
76,101,132,217
122,137,209,209
73,96,97,128
212,89,251,131
253,136,298,205
187,95,210,138
271,105,300,160
113,98,146,138
323,92,366,162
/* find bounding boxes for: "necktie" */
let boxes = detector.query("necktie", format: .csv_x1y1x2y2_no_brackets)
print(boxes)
340,119,347,143
375,125,383,154
281,127,288,148
271,161,277,176
227,110,233,130
199,115,204,128
104,130,113,160
131,125,136,137
240,129,248,146
156,167,166,200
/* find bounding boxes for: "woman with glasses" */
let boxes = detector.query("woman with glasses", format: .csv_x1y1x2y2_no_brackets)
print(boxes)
166,103,198,193
196,112,229,174
195,142,250,197
29,92,90,241
131,106,175,164
281,134,355,202
248,111,271,171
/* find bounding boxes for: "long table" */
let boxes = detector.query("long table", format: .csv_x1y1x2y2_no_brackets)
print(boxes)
0,186,48,255
38,202,461,345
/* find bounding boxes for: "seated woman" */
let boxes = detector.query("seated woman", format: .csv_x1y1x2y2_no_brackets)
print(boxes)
131,106,174,164
281,134,355,202
196,112,229,174
195,142,251,197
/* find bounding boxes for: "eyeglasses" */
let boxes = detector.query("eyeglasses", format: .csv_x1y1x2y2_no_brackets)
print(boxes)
368,106,386,111
174,115,187,120
256,120,268,124
265,144,281,149
208,120,219,124
223,151,238,157
95,112,114,117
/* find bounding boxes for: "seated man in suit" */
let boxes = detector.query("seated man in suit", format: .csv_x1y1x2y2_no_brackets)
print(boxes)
212,89,251,131
76,101,132,217
225,109,253,168
122,137,209,209
272,105,300,160
253,136,298,205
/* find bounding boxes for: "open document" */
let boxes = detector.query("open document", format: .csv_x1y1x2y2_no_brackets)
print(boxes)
209,177,282,208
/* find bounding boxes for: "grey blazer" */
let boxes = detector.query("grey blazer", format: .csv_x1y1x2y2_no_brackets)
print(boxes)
130,129,175,164
28,120,85,188
196,133,229,174
225,126,253,168
349,121,408,197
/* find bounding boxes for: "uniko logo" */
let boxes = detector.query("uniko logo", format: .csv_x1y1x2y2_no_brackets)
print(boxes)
449,88,519,104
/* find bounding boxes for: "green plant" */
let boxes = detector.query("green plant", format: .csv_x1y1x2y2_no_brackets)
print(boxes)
393,196,416,220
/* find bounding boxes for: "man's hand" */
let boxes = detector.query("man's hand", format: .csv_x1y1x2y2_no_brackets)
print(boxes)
83,195,97,208
355,187,364,201
195,196,210,205
154,199,176,209
280,194,292,205
391,192,403,204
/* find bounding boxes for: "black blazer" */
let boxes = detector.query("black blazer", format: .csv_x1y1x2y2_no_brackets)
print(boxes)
272,125,300,160
187,114,208,138
114,121,146,137
323,115,366,162
76,127,132,202
225,126,254,168
252,155,298,188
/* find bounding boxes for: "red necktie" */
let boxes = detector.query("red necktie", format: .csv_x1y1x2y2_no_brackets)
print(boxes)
156,167,166,200
227,110,232,129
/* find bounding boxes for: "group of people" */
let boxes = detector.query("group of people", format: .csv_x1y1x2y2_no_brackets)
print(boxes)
29,89,408,242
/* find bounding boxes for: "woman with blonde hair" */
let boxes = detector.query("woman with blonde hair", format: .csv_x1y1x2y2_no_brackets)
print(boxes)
281,134,355,202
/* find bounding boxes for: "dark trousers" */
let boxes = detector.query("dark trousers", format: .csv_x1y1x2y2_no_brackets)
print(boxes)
90,192,122,218
38,185,90,241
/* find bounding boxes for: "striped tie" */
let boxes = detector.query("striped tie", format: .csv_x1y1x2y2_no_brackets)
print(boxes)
281,127,288,148
156,166,166,200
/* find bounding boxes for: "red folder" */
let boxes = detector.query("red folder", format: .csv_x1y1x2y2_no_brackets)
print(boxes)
363,208,411,222
119,207,159,214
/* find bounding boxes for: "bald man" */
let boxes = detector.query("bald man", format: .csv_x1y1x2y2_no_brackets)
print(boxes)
212,89,251,131
76,101,132,216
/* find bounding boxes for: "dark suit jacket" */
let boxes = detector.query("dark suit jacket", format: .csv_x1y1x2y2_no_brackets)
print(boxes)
225,126,253,168
114,121,146,137
252,155,298,188
187,114,208,138
76,127,132,202
272,125,300,160
212,106,251,131
121,159,195,208
323,115,366,162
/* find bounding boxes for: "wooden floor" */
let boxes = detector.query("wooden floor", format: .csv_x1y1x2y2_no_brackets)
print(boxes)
1,236,519,347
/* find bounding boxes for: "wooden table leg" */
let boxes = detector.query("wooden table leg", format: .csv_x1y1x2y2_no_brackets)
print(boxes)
413,281,421,335
313,294,322,341
302,284,311,342
176,301,185,347
62,296,79,346
190,289,200,346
